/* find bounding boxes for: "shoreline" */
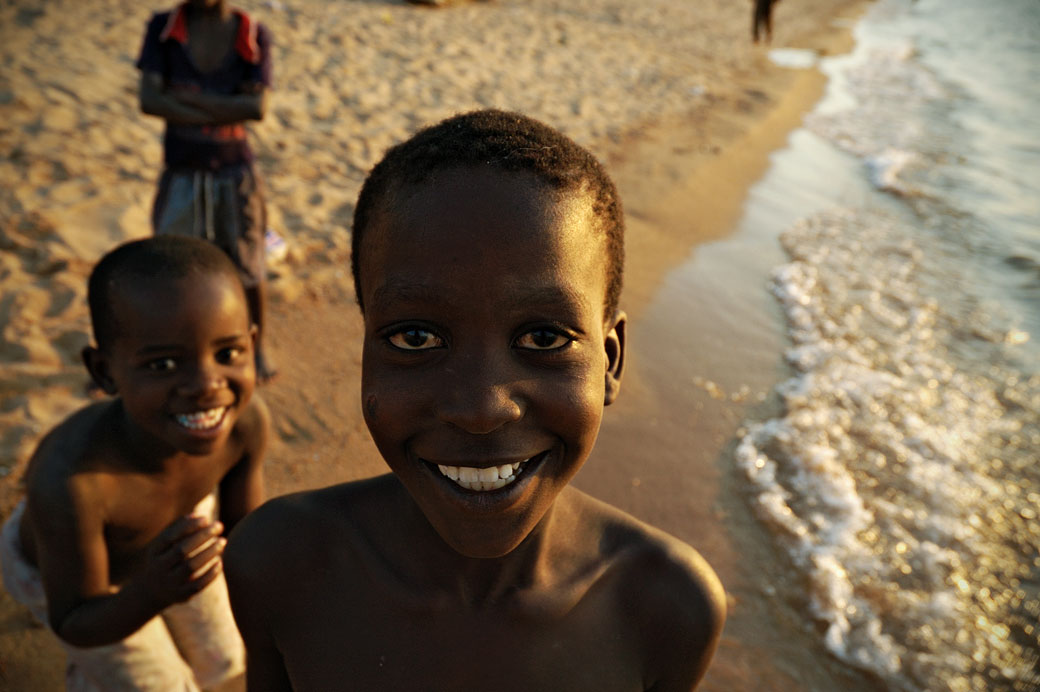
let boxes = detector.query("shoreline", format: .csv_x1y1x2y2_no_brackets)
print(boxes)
584,6,885,690
0,0,873,688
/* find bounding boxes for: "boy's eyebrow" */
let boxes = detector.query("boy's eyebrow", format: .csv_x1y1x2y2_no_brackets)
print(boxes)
132,333,251,356
370,280,590,312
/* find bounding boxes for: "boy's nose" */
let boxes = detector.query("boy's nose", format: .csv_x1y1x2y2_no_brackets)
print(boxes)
437,360,524,434
179,364,226,395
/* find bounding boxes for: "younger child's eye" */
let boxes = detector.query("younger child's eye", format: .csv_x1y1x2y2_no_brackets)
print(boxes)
515,329,572,351
147,357,177,372
217,346,245,364
388,328,444,351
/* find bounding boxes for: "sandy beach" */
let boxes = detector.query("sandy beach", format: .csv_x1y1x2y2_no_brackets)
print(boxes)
0,0,879,688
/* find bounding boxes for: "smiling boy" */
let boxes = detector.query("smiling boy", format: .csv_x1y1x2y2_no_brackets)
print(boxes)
225,110,725,691
0,236,268,690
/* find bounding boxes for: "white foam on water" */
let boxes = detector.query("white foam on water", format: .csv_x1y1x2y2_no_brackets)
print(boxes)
767,48,818,69
733,3,1040,687
864,148,918,196
737,205,1040,690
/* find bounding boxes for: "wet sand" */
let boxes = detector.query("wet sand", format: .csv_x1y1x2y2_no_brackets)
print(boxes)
0,0,875,688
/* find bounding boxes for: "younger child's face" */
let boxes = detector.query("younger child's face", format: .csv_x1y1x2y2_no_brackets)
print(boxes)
359,167,625,559
87,272,256,458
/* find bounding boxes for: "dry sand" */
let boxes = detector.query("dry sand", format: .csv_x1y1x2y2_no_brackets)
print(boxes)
0,0,879,689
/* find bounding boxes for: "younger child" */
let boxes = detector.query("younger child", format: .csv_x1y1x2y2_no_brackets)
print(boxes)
226,110,725,691
0,236,269,690
136,0,277,381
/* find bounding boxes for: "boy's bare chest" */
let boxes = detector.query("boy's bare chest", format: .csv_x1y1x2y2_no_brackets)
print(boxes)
187,20,237,73
274,586,646,691
102,458,230,575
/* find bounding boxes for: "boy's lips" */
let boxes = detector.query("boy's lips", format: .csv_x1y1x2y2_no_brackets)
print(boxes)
173,406,228,431
427,452,547,492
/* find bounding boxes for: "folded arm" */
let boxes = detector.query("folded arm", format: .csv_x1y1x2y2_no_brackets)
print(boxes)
139,71,268,125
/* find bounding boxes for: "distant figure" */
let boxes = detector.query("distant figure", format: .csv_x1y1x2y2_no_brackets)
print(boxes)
225,109,726,691
136,0,278,383
753,0,780,43
0,237,269,690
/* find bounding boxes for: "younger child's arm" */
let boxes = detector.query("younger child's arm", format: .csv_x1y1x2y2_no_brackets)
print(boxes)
218,397,269,534
30,478,226,647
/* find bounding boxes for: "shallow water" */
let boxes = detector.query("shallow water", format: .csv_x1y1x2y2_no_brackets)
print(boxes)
721,0,1040,689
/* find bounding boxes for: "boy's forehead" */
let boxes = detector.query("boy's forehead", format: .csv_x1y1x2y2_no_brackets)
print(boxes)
111,270,240,302
360,167,609,315
106,271,246,333
366,167,598,261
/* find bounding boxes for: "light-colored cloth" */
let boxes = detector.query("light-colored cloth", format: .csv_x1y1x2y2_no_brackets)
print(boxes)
152,163,267,288
0,497,244,691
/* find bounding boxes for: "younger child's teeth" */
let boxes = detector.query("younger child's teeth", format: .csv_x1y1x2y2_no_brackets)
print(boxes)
175,407,227,431
436,460,526,492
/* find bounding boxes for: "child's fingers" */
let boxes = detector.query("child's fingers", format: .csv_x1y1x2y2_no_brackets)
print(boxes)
169,549,224,604
155,514,212,550
184,536,227,580
186,555,224,596
172,541,225,601
159,520,224,565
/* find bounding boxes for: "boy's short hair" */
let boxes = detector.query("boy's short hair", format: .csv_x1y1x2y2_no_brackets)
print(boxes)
88,236,244,351
351,109,624,317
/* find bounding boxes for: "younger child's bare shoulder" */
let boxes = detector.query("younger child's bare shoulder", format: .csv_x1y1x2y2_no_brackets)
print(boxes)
229,394,270,455
19,401,132,565
23,401,124,498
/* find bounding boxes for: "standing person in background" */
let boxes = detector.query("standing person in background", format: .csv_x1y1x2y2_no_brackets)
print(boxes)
752,0,780,43
137,0,278,383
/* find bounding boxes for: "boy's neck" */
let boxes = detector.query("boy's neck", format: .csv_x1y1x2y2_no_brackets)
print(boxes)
186,1,231,20
401,489,594,613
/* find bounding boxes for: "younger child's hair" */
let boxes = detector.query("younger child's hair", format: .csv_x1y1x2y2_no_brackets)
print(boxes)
351,109,624,317
88,236,244,351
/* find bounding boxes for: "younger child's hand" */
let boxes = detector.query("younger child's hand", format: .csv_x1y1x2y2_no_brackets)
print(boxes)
138,514,226,609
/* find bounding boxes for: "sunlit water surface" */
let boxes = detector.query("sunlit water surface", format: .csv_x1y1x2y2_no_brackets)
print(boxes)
734,0,1040,689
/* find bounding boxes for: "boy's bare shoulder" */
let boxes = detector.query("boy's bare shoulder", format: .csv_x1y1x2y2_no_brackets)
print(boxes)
568,489,727,668
576,489,724,592
226,475,401,564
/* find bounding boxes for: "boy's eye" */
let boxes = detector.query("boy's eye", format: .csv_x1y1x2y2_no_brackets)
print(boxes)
217,346,245,364
388,328,444,351
515,329,572,351
147,357,177,372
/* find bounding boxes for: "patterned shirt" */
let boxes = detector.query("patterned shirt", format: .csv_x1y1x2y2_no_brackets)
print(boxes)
136,3,272,171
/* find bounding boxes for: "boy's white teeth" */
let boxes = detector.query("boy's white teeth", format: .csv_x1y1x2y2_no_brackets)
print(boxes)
436,460,526,491
175,407,227,431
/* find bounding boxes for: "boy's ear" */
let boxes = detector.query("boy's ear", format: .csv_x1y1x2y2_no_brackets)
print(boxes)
249,323,259,347
603,309,626,406
82,346,117,395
